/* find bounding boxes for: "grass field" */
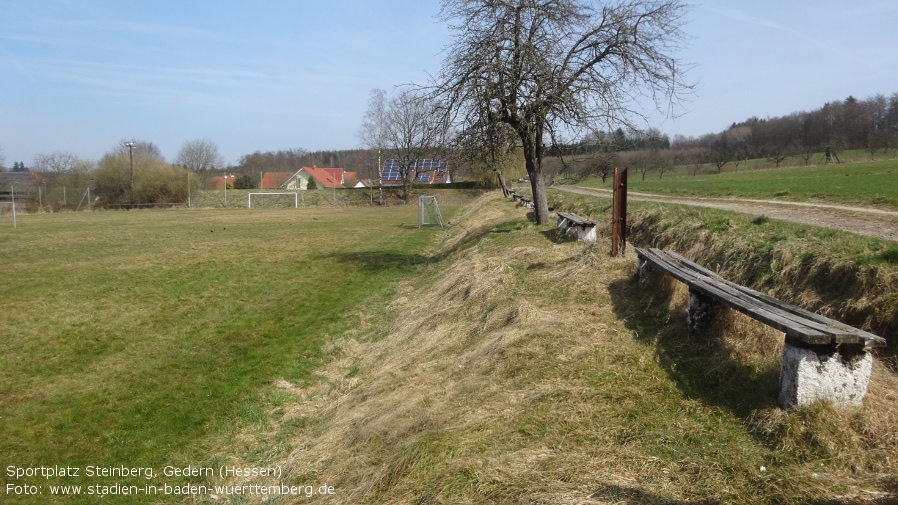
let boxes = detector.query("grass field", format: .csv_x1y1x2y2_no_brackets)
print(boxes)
0,204,456,504
572,158,898,210
3,191,898,504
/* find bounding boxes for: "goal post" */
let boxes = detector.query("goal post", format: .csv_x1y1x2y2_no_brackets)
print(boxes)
248,192,299,208
418,195,443,229
0,186,16,228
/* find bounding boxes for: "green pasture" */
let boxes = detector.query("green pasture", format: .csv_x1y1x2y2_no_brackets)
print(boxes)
573,158,898,209
0,204,451,503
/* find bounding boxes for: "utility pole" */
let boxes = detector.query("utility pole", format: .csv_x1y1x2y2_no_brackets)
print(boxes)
126,141,135,205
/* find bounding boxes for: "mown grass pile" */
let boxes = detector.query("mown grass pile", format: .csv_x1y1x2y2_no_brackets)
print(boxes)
221,192,898,504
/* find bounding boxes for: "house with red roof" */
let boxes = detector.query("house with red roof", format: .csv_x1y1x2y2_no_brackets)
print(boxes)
259,172,294,189
281,167,361,190
207,174,236,190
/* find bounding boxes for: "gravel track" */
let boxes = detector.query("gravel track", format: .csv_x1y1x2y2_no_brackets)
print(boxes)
557,185,898,242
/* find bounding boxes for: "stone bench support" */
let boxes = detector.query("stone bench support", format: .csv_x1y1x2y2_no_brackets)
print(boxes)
778,340,873,409
556,212,597,243
634,247,885,409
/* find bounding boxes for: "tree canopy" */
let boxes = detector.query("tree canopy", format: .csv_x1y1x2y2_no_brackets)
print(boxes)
436,0,692,223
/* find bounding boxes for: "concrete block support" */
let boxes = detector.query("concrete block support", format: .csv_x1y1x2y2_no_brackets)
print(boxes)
556,215,596,243
777,339,873,409
637,257,652,284
687,289,720,332
571,225,596,243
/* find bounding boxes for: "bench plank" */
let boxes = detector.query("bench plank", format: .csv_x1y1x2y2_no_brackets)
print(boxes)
642,247,883,347
635,247,885,348
639,248,833,343
557,211,596,227
660,249,885,347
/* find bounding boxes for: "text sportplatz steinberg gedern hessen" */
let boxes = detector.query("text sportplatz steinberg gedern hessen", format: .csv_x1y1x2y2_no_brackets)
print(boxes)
5,464,336,498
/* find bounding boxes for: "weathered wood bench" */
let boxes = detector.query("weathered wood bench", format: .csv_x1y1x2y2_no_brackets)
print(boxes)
556,211,597,243
634,247,886,409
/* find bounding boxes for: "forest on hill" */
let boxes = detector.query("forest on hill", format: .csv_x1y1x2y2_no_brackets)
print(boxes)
284,92,898,186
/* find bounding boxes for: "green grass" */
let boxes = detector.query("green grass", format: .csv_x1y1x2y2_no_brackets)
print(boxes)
0,205,457,504
572,158,898,209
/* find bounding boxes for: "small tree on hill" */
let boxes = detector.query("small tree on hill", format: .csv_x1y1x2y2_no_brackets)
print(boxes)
384,89,450,203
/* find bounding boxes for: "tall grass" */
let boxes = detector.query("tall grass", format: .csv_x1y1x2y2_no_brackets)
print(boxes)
237,192,898,504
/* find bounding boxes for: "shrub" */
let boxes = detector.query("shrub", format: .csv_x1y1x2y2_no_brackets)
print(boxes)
93,154,190,206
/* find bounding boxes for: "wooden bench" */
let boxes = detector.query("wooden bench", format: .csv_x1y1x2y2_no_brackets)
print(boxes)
556,211,597,243
634,247,886,409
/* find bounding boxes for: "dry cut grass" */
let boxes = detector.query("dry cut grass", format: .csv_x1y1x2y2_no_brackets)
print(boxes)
215,192,898,504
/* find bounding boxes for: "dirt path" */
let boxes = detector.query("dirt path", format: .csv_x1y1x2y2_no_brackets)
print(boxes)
557,185,898,242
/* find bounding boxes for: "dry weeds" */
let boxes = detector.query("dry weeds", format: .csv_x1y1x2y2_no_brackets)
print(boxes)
215,192,898,504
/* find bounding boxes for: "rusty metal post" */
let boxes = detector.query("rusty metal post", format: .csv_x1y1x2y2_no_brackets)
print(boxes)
611,167,627,256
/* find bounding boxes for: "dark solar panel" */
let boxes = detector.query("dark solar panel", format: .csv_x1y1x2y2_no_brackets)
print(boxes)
382,159,402,180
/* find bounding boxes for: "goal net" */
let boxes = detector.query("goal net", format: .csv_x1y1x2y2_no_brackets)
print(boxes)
248,192,299,208
418,195,444,229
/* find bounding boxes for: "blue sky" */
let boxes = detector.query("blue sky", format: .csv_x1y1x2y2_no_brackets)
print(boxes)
2,0,897,167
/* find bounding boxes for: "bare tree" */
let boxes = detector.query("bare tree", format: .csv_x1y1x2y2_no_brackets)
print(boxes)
384,89,450,202
33,151,80,172
358,88,389,203
457,119,521,194
176,139,225,171
655,149,673,179
437,0,692,224
584,143,618,183
113,139,165,161
0,143,5,170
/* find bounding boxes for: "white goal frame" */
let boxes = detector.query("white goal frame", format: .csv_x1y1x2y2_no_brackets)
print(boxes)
0,186,16,228
248,192,299,208
418,195,443,229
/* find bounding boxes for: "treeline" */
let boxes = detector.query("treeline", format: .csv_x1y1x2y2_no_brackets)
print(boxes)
555,93,898,181
674,93,898,165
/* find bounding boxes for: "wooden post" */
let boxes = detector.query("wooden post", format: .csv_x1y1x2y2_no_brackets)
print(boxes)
611,167,627,256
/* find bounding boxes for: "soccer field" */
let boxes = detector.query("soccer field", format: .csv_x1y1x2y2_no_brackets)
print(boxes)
0,206,440,503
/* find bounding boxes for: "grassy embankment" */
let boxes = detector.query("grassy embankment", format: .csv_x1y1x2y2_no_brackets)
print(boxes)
219,192,898,504
571,157,898,210
0,202,464,504
4,183,898,504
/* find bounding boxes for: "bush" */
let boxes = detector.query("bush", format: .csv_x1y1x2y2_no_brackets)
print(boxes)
93,154,190,206
233,174,256,189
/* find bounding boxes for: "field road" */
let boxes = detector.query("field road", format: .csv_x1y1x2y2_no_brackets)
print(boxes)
556,185,898,243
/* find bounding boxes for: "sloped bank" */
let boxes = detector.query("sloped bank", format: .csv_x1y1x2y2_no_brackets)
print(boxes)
550,190,898,354
214,192,898,504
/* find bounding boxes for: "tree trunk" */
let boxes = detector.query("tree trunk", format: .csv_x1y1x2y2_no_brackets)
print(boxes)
521,129,551,224
528,168,550,224
495,169,510,197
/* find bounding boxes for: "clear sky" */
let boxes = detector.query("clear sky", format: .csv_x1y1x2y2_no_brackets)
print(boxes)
1,0,897,167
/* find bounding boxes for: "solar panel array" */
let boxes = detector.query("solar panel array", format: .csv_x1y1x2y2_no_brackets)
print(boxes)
382,159,448,183
382,159,403,181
